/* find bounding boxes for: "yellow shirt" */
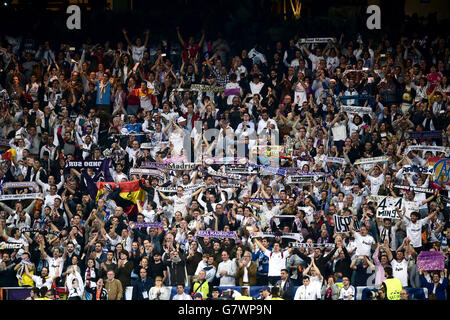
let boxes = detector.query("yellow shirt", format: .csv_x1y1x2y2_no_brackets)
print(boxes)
18,267,34,287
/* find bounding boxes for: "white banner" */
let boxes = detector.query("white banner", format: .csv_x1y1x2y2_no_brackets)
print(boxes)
405,145,449,155
156,183,206,193
289,242,336,249
190,84,224,93
341,106,373,114
324,156,348,165
298,37,336,44
0,193,44,201
250,232,303,242
2,182,39,193
206,168,243,181
129,168,165,179
402,165,434,175
354,156,389,166
223,165,258,175
286,175,326,184
367,195,420,219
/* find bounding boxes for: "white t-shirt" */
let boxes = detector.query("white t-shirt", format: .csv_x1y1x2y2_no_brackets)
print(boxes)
331,121,347,141
308,53,323,71
402,216,429,248
367,173,385,195
46,256,64,278
264,249,289,277
391,259,409,287
172,292,193,300
44,194,61,209
354,232,375,257
170,195,190,217
132,45,146,62
249,81,264,95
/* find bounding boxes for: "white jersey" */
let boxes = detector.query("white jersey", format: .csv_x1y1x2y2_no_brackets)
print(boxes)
339,286,355,300
264,249,289,277
367,174,385,195
402,216,429,248
354,233,375,257
391,259,409,287
170,195,190,217
294,284,321,300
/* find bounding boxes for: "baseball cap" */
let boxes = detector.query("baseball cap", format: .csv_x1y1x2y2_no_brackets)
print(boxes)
177,116,186,124
193,293,203,299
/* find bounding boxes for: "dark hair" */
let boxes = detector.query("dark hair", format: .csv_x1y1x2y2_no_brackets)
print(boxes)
39,286,49,297
411,212,421,219
384,266,393,278
270,286,280,297
11,227,19,236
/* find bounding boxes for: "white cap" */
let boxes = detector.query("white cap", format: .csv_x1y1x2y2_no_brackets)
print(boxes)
177,116,186,124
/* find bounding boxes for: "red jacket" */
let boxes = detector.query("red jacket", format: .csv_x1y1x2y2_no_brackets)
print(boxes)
183,112,200,128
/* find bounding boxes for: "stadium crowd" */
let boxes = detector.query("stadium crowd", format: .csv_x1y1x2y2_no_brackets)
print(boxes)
0,25,449,301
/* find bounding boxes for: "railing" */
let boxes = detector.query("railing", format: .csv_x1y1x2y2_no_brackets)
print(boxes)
1,286,429,300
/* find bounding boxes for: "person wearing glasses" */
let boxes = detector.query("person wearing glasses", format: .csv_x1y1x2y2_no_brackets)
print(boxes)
338,276,355,300
236,250,257,286
148,276,171,300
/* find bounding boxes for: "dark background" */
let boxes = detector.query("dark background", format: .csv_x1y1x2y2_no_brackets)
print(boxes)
0,0,448,49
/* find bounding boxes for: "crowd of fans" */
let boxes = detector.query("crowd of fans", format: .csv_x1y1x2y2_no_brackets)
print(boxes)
0,25,449,301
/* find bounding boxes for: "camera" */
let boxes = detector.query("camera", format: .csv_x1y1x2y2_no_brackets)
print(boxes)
365,289,380,300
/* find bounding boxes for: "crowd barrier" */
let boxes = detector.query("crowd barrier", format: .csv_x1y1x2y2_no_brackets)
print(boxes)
1,285,428,300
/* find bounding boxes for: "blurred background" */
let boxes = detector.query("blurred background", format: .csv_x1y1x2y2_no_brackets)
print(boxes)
0,0,448,50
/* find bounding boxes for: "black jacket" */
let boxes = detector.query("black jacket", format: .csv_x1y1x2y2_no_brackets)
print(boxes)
295,247,338,279
131,277,153,300
333,246,352,279
0,261,18,287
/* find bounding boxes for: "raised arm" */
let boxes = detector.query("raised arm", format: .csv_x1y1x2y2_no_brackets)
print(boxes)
176,26,185,46
122,28,132,47
198,29,206,48
143,29,150,48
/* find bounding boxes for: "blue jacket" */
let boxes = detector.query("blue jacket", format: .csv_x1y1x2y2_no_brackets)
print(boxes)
252,248,271,275
419,275,448,301
276,278,295,300
132,277,153,300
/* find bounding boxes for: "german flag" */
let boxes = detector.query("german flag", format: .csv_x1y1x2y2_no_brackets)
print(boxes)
96,179,145,216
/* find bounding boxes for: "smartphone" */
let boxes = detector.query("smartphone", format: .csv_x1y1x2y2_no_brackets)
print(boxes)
161,53,167,57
